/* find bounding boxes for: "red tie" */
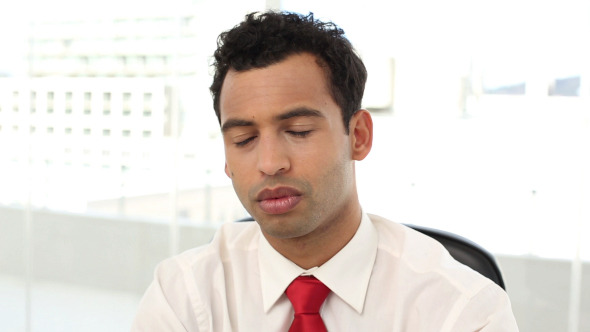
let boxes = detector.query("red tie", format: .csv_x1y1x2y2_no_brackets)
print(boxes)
285,276,331,332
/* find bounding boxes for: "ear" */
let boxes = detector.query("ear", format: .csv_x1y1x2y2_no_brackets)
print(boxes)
349,109,373,161
224,162,232,178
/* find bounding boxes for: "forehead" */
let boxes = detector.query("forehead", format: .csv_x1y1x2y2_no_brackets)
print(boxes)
219,53,335,124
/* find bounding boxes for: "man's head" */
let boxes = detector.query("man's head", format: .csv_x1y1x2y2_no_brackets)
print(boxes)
212,12,372,266
210,11,367,134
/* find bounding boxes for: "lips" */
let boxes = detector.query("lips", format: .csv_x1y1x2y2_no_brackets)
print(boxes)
256,187,302,215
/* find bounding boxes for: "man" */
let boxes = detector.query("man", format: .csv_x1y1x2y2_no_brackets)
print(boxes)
132,11,519,331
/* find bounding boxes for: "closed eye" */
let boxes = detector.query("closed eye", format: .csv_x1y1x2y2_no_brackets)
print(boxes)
287,130,312,137
235,136,257,147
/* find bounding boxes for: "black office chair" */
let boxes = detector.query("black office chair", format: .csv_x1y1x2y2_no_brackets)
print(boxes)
236,217,505,290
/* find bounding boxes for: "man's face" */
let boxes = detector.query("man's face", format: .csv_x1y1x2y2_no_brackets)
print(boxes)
219,53,359,242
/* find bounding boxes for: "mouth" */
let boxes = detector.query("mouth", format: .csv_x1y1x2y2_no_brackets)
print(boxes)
256,187,303,215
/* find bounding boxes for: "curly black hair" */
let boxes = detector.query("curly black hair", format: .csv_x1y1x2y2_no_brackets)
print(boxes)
210,11,367,134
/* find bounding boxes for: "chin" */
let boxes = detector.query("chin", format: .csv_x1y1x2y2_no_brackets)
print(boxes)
256,216,311,239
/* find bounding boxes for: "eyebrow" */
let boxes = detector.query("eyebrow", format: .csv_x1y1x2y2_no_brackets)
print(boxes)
275,107,324,121
221,118,255,133
221,107,325,133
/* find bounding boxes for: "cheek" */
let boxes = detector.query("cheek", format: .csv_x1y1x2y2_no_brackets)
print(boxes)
224,163,232,178
313,139,353,186
225,160,252,192
298,151,347,195
228,171,250,205
304,136,350,168
224,149,247,177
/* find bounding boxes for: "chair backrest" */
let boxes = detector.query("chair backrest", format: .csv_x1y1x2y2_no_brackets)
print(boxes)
405,224,505,289
236,217,505,289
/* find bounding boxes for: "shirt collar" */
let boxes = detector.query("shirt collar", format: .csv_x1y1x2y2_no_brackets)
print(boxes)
258,232,305,313
258,212,378,314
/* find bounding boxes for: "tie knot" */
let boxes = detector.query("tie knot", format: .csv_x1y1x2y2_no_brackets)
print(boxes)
285,276,330,314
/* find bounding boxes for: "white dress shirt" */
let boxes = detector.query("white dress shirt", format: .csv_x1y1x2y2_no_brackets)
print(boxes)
132,213,519,331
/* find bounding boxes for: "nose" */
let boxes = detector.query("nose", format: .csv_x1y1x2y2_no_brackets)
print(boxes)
257,136,290,176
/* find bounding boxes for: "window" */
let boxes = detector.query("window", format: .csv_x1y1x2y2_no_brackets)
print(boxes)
30,91,37,113
123,92,132,115
12,91,19,111
66,92,73,113
548,76,580,96
483,83,526,95
83,128,91,135
143,92,152,116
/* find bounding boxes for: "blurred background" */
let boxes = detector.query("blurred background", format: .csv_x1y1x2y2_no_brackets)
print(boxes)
0,0,588,331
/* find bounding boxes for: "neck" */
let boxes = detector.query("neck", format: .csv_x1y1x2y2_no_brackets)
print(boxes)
264,202,362,270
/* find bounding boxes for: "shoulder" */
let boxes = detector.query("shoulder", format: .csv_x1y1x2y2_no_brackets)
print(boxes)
145,221,261,302
367,213,497,293
366,214,517,330
133,222,261,331
158,221,260,278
